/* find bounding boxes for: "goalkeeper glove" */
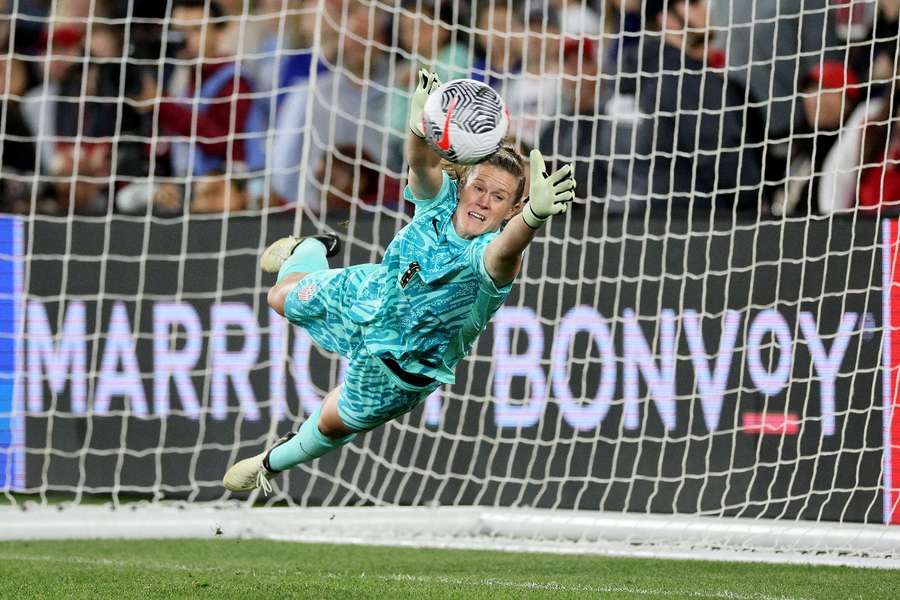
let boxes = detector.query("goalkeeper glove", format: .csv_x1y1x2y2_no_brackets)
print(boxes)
523,149,576,229
408,68,442,138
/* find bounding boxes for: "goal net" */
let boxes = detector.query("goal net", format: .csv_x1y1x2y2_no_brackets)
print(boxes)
3,0,900,566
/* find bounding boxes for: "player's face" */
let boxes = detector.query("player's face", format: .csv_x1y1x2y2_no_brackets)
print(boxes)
454,165,520,239
803,88,847,130
190,177,247,213
173,7,220,60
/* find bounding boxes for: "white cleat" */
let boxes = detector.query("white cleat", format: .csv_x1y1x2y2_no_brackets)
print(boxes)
223,432,295,494
223,451,276,494
260,235,302,273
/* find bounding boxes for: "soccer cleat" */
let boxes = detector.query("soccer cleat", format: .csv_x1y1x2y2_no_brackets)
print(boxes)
259,234,341,273
222,432,295,494
313,233,342,258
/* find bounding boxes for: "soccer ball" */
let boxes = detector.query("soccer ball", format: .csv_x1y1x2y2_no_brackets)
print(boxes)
422,79,509,165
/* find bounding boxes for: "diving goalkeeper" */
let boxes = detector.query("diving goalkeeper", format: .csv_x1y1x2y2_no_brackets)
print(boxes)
223,71,576,492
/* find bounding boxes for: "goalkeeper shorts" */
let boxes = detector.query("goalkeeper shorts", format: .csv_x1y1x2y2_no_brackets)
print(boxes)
337,343,439,432
282,266,439,432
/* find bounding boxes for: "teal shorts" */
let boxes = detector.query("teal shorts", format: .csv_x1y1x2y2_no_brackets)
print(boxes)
283,267,439,432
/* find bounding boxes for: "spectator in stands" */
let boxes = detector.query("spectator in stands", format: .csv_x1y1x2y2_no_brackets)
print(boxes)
819,22,900,213
20,24,84,177
135,0,265,181
190,172,249,213
55,0,91,23
602,0,642,66
856,71,900,211
833,0,898,89
471,0,524,88
0,3,7,47
0,51,37,213
216,0,251,56
19,23,115,215
386,0,468,151
315,144,401,215
29,1,169,216
472,3,565,151
504,6,565,150
611,0,763,212
115,181,184,216
761,2,894,210
117,173,252,217
89,21,154,182
538,38,609,201
48,21,133,215
591,1,644,210
270,0,393,208
711,0,840,151
550,0,604,36
771,60,861,216
219,0,328,103
3,0,49,59
271,0,335,96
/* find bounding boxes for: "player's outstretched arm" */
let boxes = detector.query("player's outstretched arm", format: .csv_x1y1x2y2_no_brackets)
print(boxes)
484,149,575,287
407,69,444,200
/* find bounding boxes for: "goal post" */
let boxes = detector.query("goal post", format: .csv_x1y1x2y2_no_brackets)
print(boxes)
2,0,900,567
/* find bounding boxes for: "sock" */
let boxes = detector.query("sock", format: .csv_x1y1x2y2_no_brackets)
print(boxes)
266,405,356,471
276,238,329,283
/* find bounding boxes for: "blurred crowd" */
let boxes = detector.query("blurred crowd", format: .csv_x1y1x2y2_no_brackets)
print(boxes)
1,0,900,217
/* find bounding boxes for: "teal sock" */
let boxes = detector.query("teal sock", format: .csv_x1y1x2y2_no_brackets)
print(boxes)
276,238,329,283
266,406,356,471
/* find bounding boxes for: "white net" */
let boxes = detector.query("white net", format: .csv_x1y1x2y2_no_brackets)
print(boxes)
3,0,900,564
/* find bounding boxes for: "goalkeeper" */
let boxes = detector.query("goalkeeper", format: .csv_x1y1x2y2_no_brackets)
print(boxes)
224,71,575,492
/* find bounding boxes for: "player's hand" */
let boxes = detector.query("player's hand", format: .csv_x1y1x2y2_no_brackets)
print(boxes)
524,149,576,229
132,74,161,114
408,68,442,138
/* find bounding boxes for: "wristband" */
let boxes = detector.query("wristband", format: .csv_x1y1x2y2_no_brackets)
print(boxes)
522,204,546,230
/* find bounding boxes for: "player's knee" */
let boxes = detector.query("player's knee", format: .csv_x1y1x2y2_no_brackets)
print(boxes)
317,398,355,439
268,273,307,315
317,419,353,439
267,283,288,316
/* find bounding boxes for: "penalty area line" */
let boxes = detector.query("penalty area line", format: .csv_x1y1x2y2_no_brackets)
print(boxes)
0,554,812,600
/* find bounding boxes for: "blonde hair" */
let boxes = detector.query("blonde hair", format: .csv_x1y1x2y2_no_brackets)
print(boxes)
444,143,527,204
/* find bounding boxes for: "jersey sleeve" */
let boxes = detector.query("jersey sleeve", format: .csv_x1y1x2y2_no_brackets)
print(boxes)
440,234,514,374
468,235,514,297
403,172,456,220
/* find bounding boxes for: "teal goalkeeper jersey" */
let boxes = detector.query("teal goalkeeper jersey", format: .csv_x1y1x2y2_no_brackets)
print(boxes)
346,173,513,384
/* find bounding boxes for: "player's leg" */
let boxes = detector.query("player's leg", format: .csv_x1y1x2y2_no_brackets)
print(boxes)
262,233,341,316
222,349,436,492
261,385,356,470
267,273,304,317
317,385,356,438
222,384,356,493
222,233,352,493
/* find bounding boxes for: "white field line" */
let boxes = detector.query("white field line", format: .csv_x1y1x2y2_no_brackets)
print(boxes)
266,533,900,571
0,554,814,600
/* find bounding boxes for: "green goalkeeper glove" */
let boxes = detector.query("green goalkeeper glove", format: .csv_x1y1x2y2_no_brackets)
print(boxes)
523,149,576,229
408,68,442,138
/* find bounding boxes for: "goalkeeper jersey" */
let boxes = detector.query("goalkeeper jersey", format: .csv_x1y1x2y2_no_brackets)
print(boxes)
347,173,513,384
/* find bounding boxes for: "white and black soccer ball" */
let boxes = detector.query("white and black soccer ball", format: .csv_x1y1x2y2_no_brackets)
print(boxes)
422,79,509,165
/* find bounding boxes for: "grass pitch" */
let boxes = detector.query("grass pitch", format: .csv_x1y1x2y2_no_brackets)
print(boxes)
0,539,895,599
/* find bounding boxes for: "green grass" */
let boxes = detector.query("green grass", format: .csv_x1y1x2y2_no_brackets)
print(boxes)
0,539,895,599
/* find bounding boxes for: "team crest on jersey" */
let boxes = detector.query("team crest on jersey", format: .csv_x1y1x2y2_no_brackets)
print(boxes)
297,283,318,301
